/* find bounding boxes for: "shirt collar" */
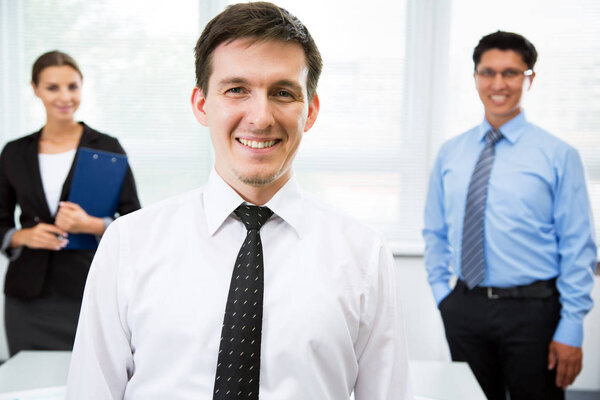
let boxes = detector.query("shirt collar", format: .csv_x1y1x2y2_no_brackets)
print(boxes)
203,169,305,238
263,174,305,238
478,111,528,145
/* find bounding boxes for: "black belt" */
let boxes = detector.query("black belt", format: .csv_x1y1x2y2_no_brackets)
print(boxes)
456,278,558,299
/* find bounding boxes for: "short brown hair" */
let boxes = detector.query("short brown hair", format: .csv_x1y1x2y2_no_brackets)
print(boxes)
32,50,82,86
194,2,322,100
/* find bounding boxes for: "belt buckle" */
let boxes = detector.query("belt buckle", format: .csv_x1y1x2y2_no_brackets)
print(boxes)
487,287,500,299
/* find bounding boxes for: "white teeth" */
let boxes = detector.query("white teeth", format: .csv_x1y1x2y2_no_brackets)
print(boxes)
239,138,276,149
491,95,507,102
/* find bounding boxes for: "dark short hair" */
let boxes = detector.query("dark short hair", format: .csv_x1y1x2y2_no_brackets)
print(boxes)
32,50,82,86
194,1,322,100
473,31,537,70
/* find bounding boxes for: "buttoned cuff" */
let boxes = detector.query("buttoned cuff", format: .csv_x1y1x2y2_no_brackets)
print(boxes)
1,228,23,261
94,217,115,243
552,317,583,348
102,217,114,229
431,281,452,307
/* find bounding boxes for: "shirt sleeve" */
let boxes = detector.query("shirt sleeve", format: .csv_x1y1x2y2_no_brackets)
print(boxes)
66,220,133,399
1,228,22,261
353,243,414,400
551,147,597,347
423,149,454,305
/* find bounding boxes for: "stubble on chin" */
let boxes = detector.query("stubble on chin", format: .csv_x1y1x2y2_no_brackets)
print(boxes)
235,171,278,187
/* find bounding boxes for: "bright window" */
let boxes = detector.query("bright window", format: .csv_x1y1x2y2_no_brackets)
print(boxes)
2,0,599,255
2,0,208,206
1,0,419,252
226,0,413,248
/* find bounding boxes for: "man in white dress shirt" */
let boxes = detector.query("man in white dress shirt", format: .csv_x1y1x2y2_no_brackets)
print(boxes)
66,2,412,399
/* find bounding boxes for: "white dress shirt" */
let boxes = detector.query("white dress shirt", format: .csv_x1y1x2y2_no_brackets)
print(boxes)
38,149,76,215
66,170,413,400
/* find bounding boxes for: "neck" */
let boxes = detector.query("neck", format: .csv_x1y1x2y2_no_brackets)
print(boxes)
43,119,80,139
486,108,521,130
233,182,285,206
218,171,290,206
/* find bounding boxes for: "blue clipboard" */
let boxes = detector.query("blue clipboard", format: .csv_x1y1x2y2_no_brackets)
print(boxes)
65,147,128,250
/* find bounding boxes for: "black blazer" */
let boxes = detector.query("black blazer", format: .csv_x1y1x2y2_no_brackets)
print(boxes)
0,122,141,299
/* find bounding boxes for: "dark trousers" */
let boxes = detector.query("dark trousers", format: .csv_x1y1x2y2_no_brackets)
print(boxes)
439,282,564,400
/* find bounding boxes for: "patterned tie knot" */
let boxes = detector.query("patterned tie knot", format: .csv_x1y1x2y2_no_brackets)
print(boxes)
485,129,503,145
234,205,273,231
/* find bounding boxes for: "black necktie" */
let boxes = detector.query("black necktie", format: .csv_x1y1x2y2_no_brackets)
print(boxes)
461,129,503,289
213,204,273,400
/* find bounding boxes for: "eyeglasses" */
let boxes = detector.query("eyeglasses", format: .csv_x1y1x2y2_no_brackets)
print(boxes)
475,68,533,81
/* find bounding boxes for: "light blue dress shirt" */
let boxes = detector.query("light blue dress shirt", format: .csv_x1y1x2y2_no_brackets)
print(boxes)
423,112,596,347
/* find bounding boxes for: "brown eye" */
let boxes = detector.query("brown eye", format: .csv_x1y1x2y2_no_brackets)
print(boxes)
502,69,519,78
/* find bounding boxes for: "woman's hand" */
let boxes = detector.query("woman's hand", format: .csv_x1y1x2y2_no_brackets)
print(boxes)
11,223,68,251
55,201,105,235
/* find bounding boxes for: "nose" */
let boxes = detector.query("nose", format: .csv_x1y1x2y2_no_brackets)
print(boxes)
247,94,275,130
59,87,72,102
490,72,508,90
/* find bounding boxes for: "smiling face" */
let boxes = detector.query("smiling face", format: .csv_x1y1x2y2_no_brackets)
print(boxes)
32,65,82,123
192,38,319,204
474,49,535,129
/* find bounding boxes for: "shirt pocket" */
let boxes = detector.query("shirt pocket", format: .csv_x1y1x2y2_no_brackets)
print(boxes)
488,154,555,227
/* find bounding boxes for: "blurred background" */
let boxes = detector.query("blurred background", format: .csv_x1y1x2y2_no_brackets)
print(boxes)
1,0,599,392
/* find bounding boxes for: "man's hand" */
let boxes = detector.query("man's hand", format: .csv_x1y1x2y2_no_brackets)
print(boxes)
547,340,582,389
11,223,68,250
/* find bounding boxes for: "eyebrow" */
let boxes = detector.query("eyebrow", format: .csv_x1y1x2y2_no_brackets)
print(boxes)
273,79,303,94
217,77,304,94
42,81,79,86
217,77,249,87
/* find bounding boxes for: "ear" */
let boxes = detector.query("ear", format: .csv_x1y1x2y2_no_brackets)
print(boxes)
526,71,536,91
303,93,320,132
191,87,209,127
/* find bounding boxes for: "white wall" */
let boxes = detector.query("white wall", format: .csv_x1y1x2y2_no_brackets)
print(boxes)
395,256,600,391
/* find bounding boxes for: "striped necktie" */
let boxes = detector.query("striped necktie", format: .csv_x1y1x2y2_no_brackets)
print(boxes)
461,129,503,289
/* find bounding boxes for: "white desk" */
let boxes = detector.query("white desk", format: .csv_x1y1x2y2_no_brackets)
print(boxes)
0,352,485,399
0,351,70,394
0,351,69,399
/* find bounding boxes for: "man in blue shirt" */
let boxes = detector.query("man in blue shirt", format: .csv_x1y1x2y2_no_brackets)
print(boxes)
423,31,596,400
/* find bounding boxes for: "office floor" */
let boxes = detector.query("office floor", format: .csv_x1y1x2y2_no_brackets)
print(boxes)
567,391,600,400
